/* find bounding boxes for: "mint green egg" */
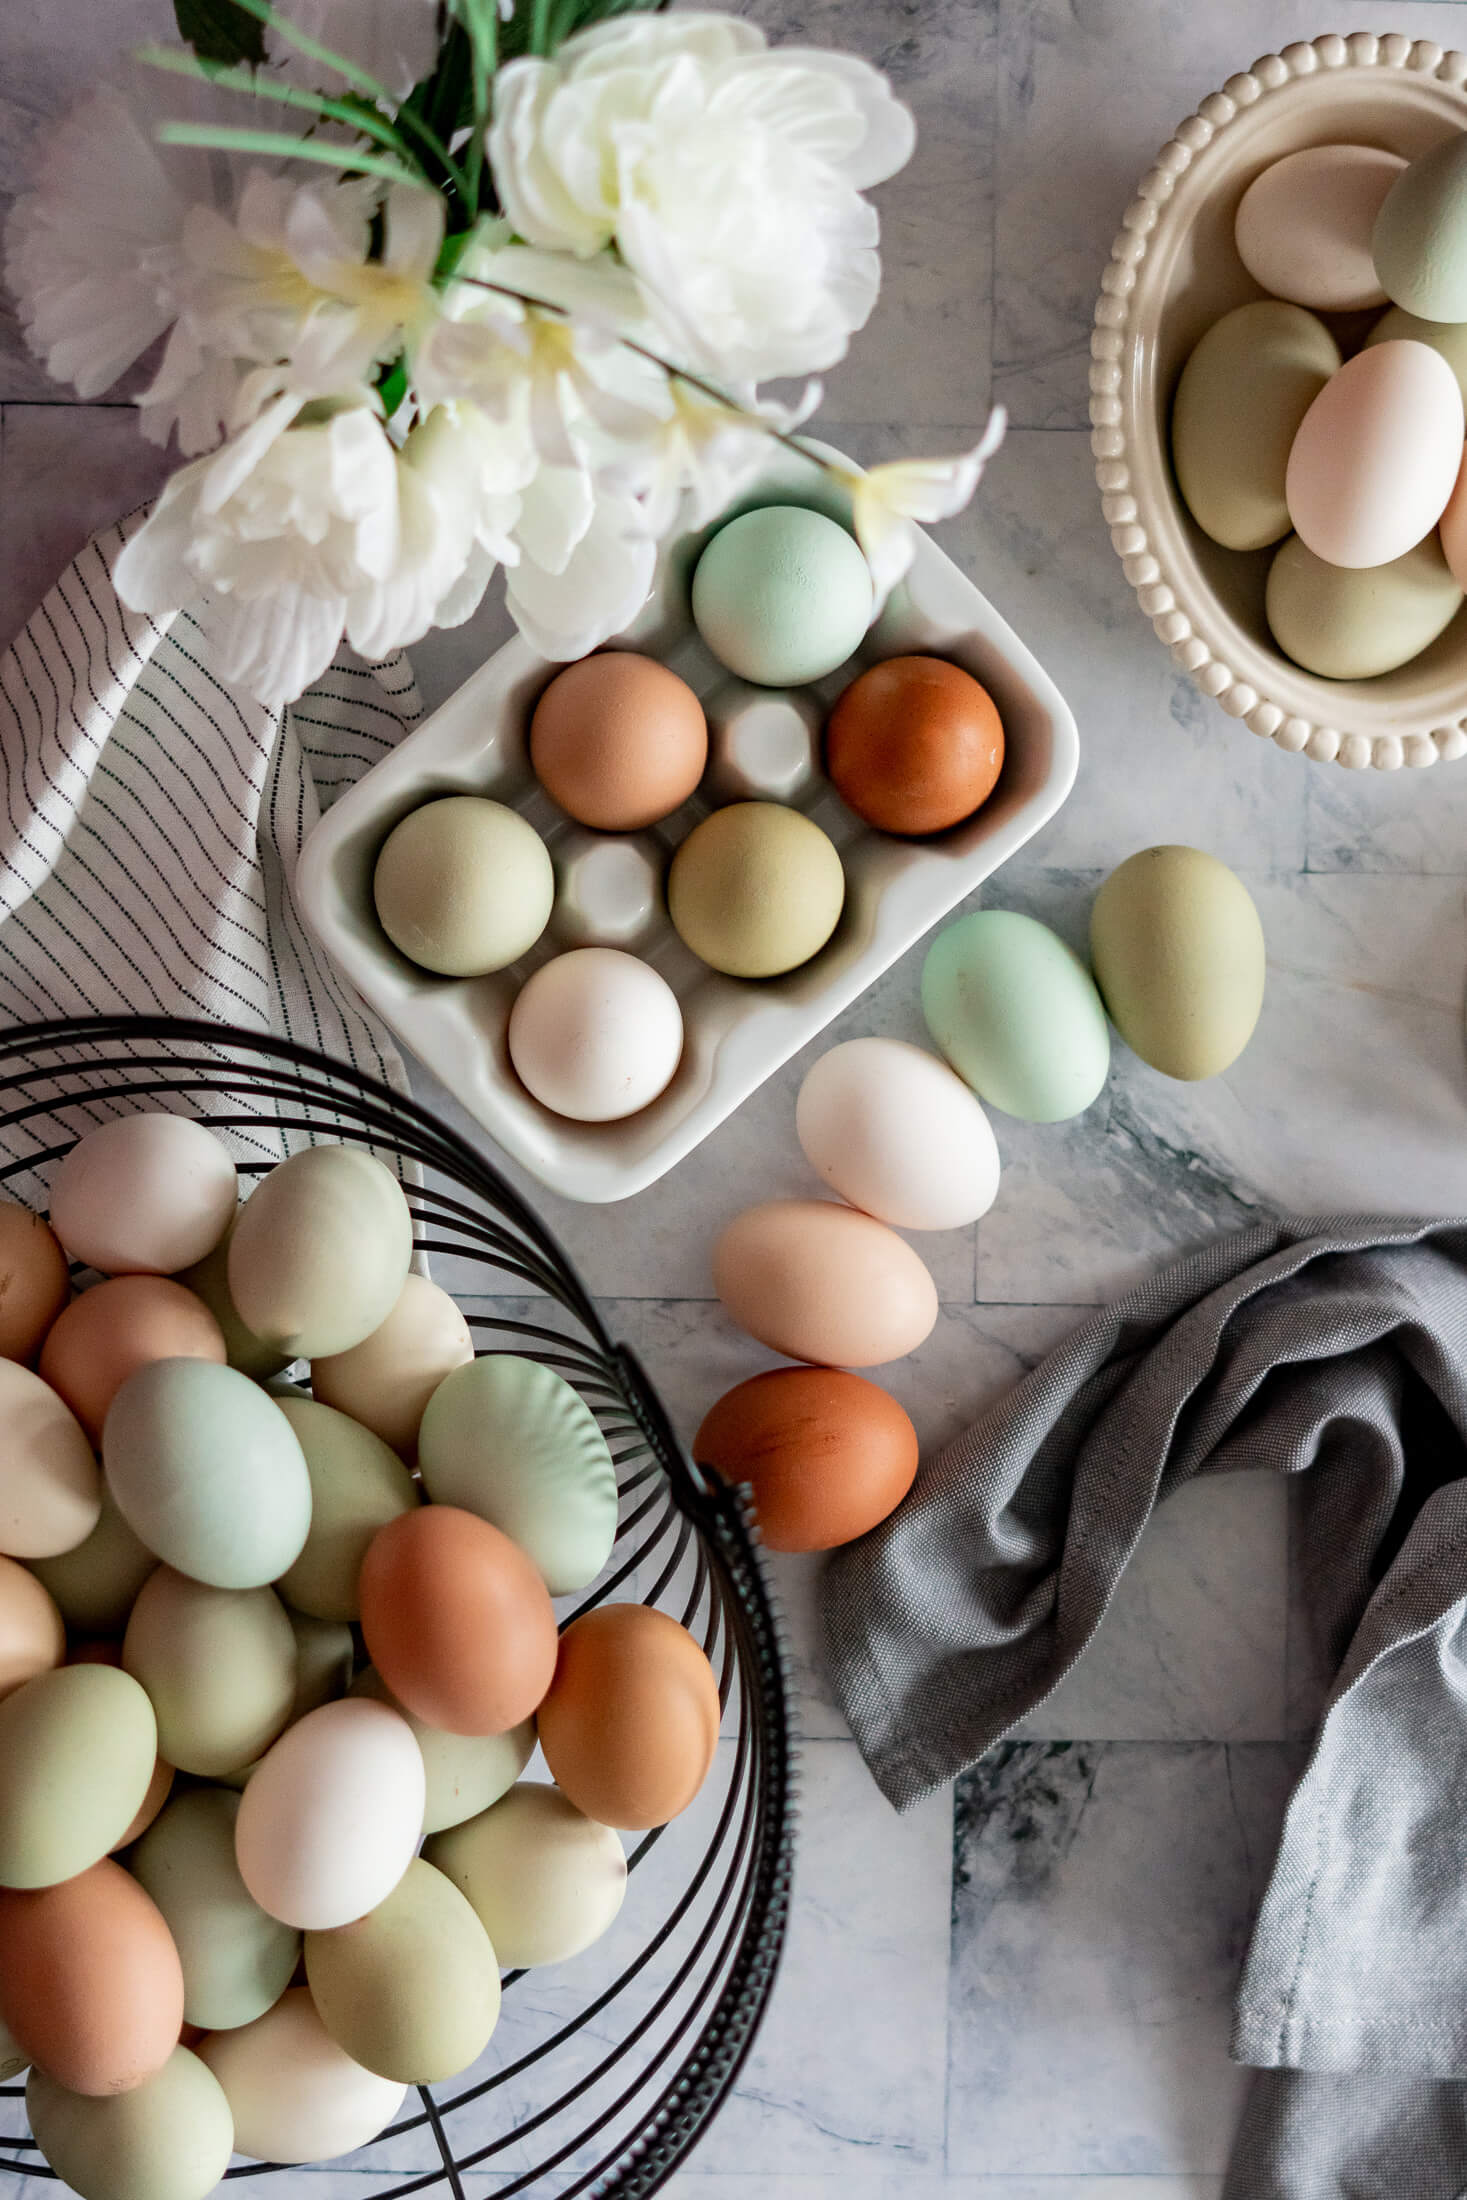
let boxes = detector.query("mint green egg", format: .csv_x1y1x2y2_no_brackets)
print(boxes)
691,506,873,685
1373,134,1467,322
273,1397,418,1623
418,1355,618,1594
28,2046,234,2200
921,910,1111,1122
131,1789,300,2031
0,1665,157,1888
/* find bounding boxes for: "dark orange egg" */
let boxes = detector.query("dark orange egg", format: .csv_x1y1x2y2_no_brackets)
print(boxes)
537,1604,720,1831
695,1365,919,1552
0,1861,184,2095
825,655,1004,836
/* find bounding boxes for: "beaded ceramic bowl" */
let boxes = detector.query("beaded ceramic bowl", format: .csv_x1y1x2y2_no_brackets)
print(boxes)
1094,30,1467,772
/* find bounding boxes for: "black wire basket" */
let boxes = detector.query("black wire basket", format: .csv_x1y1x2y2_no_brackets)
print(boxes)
0,1015,796,2200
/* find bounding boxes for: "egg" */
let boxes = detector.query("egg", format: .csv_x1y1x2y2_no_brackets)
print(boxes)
1234,144,1404,310
1089,847,1266,1083
197,1987,405,2163
104,1358,312,1589
359,1506,558,1737
1439,447,1467,594
212,1609,355,1795
305,1857,499,2083
418,1354,618,1595
0,1361,101,1559
39,1277,226,1444
921,909,1111,1122
427,1781,627,1968
702,681,822,806
694,1366,919,1552
28,1487,155,1636
508,948,684,1122
0,1860,183,2095
234,1697,425,1930
26,2046,235,2200
1365,304,1467,404
1265,531,1463,679
49,1116,236,1277
0,1558,64,1701
351,1668,534,1835
795,1037,1000,1231
114,1755,175,1853
175,1225,288,1381
0,1665,157,1887
372,796,554,977
712,1200,938,1367
668,802,845,978
1285,340,1463,570
530,653,708,829
692,505,873,685
538,1605,720,1831
273,1397,419,1622
0,1199,69,1364
0,2011,25,2081
1171,301,1340,552
825,656,1005,836
130,1790,300,2032
1373,131,1467,322
311,1273,471,1460
123,1571,298,1779
227,1145,414,1360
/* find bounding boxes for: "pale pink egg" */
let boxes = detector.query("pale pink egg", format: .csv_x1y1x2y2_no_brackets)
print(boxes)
1286,340,1463,569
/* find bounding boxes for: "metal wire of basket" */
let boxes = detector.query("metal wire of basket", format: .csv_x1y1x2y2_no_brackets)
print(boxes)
0,1015,796,2200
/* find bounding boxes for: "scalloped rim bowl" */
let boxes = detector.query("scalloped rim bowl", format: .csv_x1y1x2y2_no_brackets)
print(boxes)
1093,30,1467,771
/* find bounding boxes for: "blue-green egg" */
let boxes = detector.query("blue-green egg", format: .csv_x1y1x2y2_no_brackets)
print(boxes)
1373,133,1467,323
691,506,873,685
921,910,1111,1122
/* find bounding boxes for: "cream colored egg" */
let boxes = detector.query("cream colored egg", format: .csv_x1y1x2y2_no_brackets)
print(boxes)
795,1038,1000,1231
228,1146,414,1360
49,1116,237,1277
0,1557,64,1701
305,1858,500,2083
1234,144,1403,310
712,1200,938,1367
351,1667,533,1835
123,1571,298,1780
310,1273,473,1459
0,1361,101,1559
1439,445,1467,594
27,2047,234,2200
1365,305,1467,405
427,1782,627,1968
197,1986,406,2164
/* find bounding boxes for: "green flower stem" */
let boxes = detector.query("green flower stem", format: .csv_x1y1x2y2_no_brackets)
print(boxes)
136,42,431,172
156,119,424,184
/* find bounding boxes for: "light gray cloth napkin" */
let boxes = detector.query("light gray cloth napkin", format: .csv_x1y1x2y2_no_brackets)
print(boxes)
823,1215,1467,2199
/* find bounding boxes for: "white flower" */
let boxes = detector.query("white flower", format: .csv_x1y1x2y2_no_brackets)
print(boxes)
613,382,782,536
506,476,657,659
487,12,915,384
847,408,1008,609
270,0,440,99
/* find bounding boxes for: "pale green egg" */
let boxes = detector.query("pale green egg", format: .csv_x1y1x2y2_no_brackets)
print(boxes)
130,1788,300,2031
29,1486,154,1635
692,505,873,685
373,797,554,977
176,1224,289,1381
1172,301,1339,551
0,1665,157,1888
227,1146,414,1361
418,1355,618,1594
123,1570,297,1779
1090,846,1266,1083
920,910,1111,1122
352,1666,534,1835
304,1857,500,2084
426,1782,627,1969
274,1397,418,1622
27,2047,234,2200
1265,531,1463,680
1373,134,1467,322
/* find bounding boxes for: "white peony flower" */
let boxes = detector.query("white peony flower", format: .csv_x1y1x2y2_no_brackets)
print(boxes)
847,408,1008,609
506,476,657,659
487,12,915,384
270,0,440,99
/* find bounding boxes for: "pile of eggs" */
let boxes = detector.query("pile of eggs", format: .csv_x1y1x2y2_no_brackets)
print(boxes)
695,845,1268,1547
1171,131,1467,680
0,1113,721,2200
371,502,1007,1126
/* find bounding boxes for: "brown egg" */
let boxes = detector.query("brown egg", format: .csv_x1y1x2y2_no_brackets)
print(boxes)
0,1200,70,1366
530,653,708,830
359,1506,557,1737
537,1604,720,1830
825,655,1005,836
0,1559,65,1701
0,1859,184,2095
39,1277,226,1444
694,1366,919,1552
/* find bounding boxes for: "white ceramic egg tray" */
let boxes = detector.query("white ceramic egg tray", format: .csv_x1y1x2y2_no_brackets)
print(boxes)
296,443,1078,1202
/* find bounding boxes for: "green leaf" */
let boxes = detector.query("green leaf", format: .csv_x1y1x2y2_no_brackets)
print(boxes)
174,0,266,67
156,119,422,183
137,44,426,166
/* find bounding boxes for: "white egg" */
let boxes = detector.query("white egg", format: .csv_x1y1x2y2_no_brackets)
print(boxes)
49,1115,236,1275
234,1697,425,1929
795,1037,1000,1232
507,949,684,1123
197,1987,405,2164
310,1272,473,1459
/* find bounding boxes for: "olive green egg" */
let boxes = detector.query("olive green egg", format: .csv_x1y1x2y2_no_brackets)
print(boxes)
123,1570,297,1779
29,1486,154,1635
1372,133,1467,323
0,1664,157,1888
274,1397,419,1622
1172,301,1340,551
352,1667,534,1835
1089,846,1266,1082
372,796,554,977
103,1358,312,1590
227,1145,414,1361
27,2046,234,2200
130,1788,300,2031
1365,304,1467,404
921,909,1110,1122
0,2011,27,2083
1266,531,1463,680
287,1609,355,1719
418,1356,617,1595
668,802,845,978
177,1224,290,1381
304,1857,500,2084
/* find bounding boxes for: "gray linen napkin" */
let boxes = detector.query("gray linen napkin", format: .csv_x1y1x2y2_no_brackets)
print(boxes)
822,1215,1467,2198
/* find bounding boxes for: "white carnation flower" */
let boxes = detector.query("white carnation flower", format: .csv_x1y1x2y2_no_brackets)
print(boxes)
487,12,915,384
271,0,440,98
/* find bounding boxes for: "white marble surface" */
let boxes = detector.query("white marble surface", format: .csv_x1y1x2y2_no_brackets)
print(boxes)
6,1,1467,2197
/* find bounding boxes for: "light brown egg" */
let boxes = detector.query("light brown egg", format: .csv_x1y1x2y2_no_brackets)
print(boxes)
0,1859,184,2095
536,1604,720,1831
0,1201,70,1366
711,1200,938,1368
694,1366,919,1552
825,655,1005,836
39,1277,226,1444
530,654,708,830
0,1559,65,1701
358,1507,558,1737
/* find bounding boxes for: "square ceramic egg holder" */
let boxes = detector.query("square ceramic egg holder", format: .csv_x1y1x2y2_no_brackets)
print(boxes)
296,442,1079,1203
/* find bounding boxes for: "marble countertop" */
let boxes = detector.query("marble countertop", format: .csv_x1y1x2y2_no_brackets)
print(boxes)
7,3,1467,2198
